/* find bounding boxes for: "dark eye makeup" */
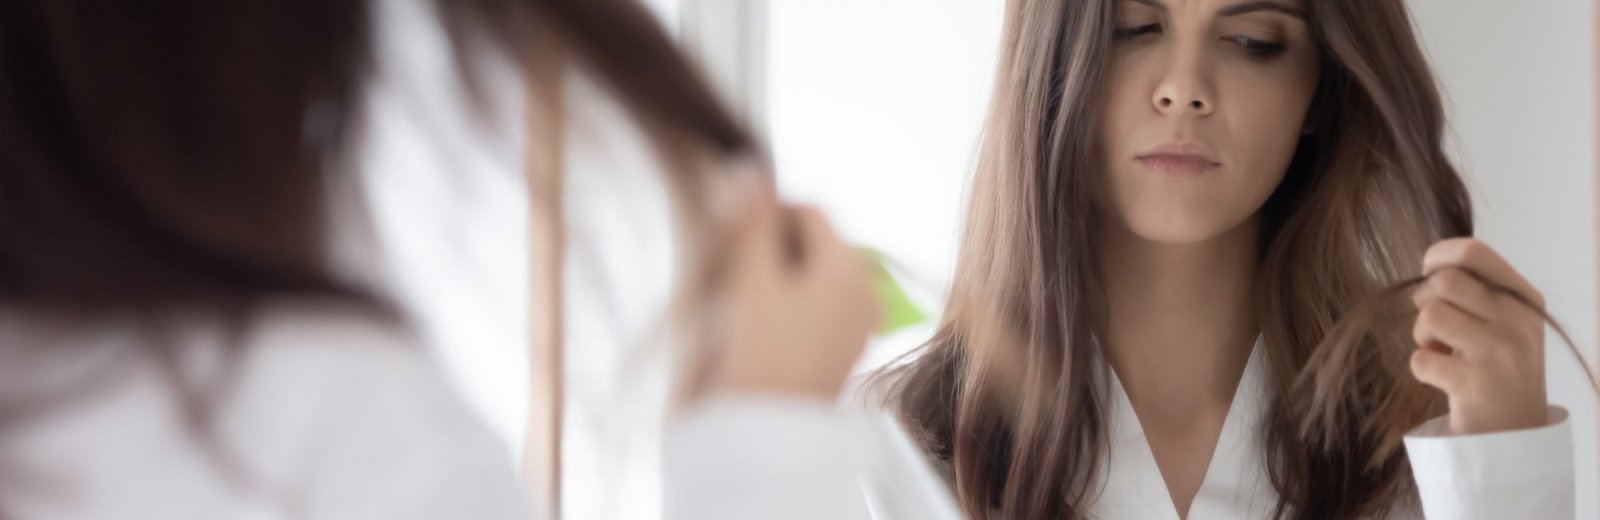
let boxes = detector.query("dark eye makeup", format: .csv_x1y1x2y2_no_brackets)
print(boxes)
1112,22,1290,61
1113,22,1163,41
1227,35,1287,58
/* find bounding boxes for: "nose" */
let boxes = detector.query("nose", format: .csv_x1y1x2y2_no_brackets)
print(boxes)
1151,49,1215,116
1156,95,1210,113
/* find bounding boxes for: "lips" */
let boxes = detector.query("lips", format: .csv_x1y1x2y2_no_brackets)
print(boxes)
1138,155,1219,174
1136,141,1221,175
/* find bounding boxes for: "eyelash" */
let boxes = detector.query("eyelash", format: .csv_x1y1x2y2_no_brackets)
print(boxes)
1228,35,1288,58
1112,23,1290,60
1112,23,1163,40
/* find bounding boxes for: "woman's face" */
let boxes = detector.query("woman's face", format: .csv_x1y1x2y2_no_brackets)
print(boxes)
1098,0,1321,243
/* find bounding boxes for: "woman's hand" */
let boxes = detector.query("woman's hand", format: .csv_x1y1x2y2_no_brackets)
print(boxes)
704,176,880,399
1409,238,1549,435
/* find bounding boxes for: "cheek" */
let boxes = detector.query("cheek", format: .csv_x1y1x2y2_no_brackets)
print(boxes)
1100,61,1149,151
1220,74,1316,200
1098,58,1160,191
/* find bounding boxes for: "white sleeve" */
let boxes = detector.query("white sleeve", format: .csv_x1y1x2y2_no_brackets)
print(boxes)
290,352,533,519
1403,405,1574,519
662,395,875,520
856,411,964,520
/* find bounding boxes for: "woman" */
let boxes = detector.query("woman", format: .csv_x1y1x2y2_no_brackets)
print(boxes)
0,0,876,517
878,0,1574,517
667,0,1576,518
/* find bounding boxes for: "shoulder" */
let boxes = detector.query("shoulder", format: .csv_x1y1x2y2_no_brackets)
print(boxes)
219,302,529,518
230,302,443,413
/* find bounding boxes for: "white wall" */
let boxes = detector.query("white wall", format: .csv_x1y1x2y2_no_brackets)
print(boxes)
1406,1,1598,516
766,0,1007,368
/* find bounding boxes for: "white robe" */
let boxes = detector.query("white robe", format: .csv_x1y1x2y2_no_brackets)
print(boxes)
664,338,1575,519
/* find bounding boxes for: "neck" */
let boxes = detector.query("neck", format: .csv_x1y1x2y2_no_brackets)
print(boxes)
1097,216,1261,415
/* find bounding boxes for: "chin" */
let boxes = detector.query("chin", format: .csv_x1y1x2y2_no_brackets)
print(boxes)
1118,211,1241,245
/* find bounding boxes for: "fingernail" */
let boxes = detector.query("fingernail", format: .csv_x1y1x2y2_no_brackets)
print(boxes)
728,155,772,200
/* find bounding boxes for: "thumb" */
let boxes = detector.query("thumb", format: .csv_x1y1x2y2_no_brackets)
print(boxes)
727,166,782,274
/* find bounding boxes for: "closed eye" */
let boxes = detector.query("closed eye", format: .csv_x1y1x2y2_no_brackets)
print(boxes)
1226,35,1288,58
1113,23,1163,41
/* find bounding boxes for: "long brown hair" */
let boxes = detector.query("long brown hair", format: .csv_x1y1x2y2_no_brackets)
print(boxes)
0,0,750,315
872,0,1487,517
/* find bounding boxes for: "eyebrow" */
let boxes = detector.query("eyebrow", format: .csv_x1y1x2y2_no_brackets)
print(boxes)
1125,0,1307,20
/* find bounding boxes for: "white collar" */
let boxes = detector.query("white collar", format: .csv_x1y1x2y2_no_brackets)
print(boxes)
1092,336,1278,519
